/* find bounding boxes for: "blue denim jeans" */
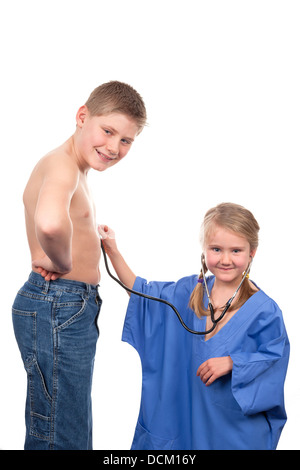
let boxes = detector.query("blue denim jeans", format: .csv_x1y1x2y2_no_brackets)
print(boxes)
12,272,102,450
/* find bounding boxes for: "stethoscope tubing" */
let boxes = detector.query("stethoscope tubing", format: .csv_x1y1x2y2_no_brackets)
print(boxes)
100,241,251,336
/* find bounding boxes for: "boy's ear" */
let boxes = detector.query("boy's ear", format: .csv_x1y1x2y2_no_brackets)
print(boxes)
76,105,89,127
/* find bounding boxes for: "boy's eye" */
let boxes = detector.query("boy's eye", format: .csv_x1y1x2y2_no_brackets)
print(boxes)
104,129,111,135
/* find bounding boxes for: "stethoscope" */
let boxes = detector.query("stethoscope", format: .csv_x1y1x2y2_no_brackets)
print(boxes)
101,241,253,336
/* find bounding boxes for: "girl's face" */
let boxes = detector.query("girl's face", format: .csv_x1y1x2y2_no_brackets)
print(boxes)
204,225,256,288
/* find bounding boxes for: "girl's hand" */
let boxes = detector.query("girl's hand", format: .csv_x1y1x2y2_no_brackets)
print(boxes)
98,224,136,291
196,356,233,386
98,224,115,240
98,224,118,257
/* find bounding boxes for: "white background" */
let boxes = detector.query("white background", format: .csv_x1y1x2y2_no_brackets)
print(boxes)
0,0,299,450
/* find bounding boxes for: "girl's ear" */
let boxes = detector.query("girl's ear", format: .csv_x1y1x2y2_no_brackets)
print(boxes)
250,248,257,259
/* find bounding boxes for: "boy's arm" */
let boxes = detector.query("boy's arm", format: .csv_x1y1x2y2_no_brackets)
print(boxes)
34,162,79,277
98,225,136,292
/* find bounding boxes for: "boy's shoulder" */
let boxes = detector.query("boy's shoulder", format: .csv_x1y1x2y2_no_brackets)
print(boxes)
33,141,80,181
24,141,81,204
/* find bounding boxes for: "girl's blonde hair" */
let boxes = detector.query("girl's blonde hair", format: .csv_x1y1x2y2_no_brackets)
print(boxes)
189,203,260,318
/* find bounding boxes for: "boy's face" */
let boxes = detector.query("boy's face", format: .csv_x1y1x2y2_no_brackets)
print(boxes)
75,107,139,172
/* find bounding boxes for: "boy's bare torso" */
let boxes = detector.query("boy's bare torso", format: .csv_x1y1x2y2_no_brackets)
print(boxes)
23,141,101,285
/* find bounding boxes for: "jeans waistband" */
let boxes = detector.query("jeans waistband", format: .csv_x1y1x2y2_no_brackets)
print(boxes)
28,271,99,295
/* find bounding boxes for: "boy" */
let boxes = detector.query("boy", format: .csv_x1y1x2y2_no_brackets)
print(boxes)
12,81,147,450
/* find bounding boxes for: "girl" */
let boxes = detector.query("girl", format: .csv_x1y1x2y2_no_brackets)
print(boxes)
99,202,289,450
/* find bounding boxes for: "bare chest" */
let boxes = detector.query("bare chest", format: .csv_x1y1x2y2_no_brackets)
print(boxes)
70,178,96,225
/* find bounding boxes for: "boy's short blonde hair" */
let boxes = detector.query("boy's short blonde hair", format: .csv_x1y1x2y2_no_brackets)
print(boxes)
85,81,147,134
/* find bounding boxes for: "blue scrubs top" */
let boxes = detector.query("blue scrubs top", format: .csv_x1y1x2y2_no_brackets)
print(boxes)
122,275,289,450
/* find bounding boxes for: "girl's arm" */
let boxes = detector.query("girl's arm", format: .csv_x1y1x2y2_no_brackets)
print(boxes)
98,225,136,292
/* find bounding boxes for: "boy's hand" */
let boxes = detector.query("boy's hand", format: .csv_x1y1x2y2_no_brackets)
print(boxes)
32,255,69,281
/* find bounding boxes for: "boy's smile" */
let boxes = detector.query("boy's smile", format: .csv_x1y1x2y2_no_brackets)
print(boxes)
95,149,117,163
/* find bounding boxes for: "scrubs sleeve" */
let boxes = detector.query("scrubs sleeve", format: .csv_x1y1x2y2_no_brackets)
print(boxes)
230,298,290,417
122,276,176,357
122,275,197,360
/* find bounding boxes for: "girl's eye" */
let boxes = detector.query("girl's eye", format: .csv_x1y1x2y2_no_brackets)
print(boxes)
121,138,130,145
104,129,111,135
212,248,220,252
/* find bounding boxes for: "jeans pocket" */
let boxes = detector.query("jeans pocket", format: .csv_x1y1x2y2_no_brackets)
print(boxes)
12,308,52,441
12,307,37,365
26,358,52,441
54,298,88,332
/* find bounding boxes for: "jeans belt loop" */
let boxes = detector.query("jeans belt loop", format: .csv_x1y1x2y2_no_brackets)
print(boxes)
42,280,50,294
